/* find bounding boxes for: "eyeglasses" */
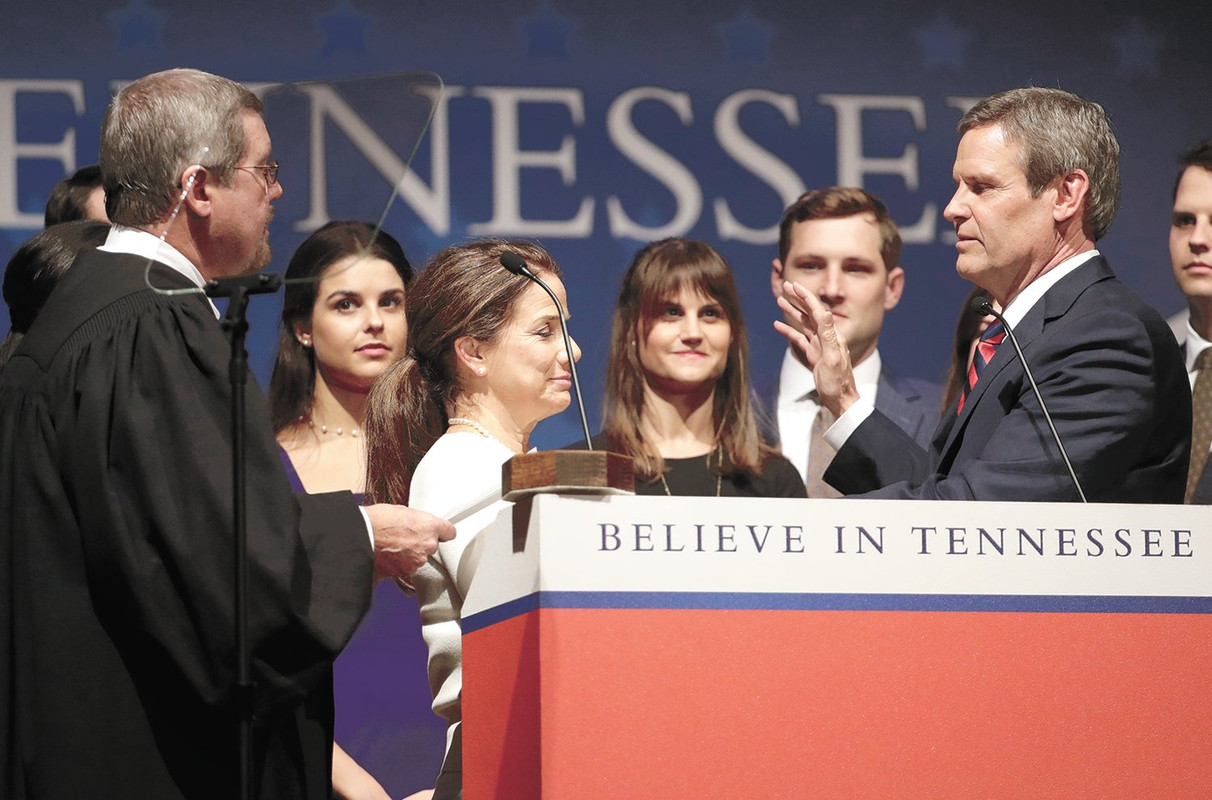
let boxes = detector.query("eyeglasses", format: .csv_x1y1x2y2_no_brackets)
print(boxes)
234,159,279,187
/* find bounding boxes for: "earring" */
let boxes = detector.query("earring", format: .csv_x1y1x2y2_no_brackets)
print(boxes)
300,336,311,347
477,367,486,376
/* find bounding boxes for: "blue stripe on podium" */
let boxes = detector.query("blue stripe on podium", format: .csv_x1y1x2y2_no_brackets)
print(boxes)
461,591,1212,633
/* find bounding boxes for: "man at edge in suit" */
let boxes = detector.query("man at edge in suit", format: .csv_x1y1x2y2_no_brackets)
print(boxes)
768,187,941,496
0,68,454,799
1168,140,1212,503
775,86,1189,502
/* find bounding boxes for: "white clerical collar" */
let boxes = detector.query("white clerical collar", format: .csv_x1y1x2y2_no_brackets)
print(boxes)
1185,322,1212,372
779,346,882,402
100,226,218,317
1000,250,1100,329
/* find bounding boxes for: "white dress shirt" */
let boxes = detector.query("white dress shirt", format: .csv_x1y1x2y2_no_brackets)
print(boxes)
777,347,882,483
99,225,219,317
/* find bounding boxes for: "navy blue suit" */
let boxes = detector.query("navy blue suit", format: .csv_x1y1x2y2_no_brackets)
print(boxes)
825,256,1190,502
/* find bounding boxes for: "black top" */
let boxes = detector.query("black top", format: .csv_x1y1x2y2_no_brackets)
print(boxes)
584,433,807,498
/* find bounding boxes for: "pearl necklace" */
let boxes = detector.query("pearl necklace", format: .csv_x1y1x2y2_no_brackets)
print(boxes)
302,415,360,438
447,416,494,440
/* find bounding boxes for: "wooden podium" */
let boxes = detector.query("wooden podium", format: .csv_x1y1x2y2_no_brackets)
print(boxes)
460,496,1212,798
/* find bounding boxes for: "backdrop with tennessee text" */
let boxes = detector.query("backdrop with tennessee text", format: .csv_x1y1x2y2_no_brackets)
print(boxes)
2,0,1209,795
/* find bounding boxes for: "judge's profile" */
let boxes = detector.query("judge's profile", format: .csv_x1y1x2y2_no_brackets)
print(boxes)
0,67,453,800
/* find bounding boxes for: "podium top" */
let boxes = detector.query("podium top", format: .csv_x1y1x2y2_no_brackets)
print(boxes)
461,495,1212,627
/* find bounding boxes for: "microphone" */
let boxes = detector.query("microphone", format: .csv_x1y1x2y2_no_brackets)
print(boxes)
500,252,593,450
971,296,1086,502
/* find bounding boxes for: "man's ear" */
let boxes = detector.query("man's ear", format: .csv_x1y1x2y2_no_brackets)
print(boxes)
179,165,213,218
1053,168,1090,226
884,266,905,311
770,258,785,301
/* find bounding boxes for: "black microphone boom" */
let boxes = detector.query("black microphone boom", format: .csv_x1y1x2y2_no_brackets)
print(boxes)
971,296,1086,502
500,252,594,450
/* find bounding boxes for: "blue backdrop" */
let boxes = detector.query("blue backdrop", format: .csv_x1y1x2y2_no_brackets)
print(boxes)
3,1,1210,795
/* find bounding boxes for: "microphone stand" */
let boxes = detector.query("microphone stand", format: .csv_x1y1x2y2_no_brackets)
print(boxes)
498,255,592,449
974,298,1087,502
496,252,634,502
205,271,284,800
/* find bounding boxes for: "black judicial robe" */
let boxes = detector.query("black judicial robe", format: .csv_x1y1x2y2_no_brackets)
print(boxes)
0,250,374,799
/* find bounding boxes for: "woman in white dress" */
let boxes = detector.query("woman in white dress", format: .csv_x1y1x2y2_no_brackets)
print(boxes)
364,239,579,800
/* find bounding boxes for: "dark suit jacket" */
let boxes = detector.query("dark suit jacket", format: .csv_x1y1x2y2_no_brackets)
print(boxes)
0,250,373,799
825,256,1190,502
760,359,942,452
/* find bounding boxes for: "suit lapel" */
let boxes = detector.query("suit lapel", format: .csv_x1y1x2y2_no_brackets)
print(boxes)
874,370,911,428
936,257,1114,465
1193,455,1212,504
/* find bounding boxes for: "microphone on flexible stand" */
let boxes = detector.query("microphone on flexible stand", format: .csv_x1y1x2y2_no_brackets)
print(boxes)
499,251,593,451
971,296,1087,502
495,251,635,501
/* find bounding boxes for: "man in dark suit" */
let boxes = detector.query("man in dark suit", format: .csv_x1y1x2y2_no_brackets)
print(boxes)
775,87,1189,502
1167,140,1212,503
766,187,941,497
0,68,454,799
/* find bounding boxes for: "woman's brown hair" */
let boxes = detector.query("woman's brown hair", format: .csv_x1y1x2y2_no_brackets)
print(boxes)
268,220,413,433
602,237,773,482
363,239,560,504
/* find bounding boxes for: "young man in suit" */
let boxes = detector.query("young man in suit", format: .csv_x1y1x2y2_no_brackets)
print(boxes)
1168,140,1212,503
768,187,941,497
776,87,1188,502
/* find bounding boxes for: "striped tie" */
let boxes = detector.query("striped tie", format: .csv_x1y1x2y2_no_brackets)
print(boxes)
958,321,1006,414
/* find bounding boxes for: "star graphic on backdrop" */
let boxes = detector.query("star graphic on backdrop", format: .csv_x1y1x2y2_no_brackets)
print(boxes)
716,8,775,65
106,0,169,50
518,3,577,61
1109,18,1164,78
611,202,681,242
912,13,971,70
315,0,373,56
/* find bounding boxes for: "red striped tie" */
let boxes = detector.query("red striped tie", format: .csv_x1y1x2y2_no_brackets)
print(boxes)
958,321,1006,414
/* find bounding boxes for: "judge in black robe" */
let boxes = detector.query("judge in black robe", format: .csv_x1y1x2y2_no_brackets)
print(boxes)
0,245,373,799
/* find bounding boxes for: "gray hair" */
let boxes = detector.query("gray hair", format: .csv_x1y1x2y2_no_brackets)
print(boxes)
100,68,262,226
959,87,1121,241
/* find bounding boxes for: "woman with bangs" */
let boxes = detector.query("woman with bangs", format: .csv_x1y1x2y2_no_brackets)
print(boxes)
599,238,805,497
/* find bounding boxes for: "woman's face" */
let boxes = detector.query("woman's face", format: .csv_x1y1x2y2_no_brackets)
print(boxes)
637,285,732,395
480,276,580,428
297,254,407,393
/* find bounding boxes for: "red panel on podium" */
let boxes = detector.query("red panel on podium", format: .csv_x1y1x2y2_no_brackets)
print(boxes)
461,496,1212,798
